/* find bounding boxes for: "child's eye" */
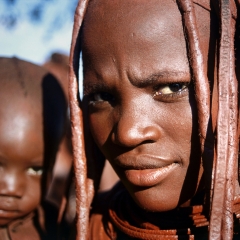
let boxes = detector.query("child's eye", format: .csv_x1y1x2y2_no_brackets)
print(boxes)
92,92,114,102
153,82,189,100
27,166,43,176
88,92,115,105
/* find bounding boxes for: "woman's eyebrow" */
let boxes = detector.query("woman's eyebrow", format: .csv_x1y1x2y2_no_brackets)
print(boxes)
83,71,191,92
130,71,191,88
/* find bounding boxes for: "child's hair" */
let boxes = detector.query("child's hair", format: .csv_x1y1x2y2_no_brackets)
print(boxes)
68,0,239,239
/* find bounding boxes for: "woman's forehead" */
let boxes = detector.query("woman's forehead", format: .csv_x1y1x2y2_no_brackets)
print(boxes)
83,0,211,36
83,0,183,46
82,0,211,83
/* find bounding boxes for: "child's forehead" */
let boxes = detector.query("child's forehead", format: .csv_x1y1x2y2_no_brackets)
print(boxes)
0,58,45,93
0,97,42,137
0,60,43,133
0,57,66,165
0,98,44,163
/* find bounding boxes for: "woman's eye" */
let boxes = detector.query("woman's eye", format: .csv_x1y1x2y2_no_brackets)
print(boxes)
153,82,189,98
92,92,114,102
27,166,43,176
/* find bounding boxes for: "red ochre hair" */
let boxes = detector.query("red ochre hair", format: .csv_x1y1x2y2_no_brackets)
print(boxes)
68,0,239,239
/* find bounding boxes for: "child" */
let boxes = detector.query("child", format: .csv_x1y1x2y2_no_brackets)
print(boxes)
69,0,240,239
0,57,67,240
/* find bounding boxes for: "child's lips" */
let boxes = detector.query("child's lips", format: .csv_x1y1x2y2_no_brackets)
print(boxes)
0,197,18,212
0,209,18,218
124,163,179,187
0,200,21,224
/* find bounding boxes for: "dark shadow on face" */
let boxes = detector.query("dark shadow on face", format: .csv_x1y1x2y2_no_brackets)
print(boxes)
80,19,107,182
82,96,106,192
41,73,67,239
177,85,203,206
80,29,105,191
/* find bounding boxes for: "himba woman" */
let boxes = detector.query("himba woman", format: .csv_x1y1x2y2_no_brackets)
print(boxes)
68,0,240,239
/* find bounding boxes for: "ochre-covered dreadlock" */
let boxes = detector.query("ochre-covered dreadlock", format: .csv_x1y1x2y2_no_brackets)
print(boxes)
69,1,91,239
69,0,240,239
210,0,238,239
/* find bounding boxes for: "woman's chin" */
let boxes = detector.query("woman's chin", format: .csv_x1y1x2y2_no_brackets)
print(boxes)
131,190,180,213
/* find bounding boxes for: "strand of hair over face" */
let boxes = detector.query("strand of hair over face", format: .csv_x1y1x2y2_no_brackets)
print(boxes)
69,0,90,239
69,0,239,239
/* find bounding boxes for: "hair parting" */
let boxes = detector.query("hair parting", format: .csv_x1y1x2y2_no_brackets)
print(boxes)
69,0,90,239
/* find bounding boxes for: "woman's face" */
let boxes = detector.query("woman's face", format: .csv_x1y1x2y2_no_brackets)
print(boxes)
82,0,210,212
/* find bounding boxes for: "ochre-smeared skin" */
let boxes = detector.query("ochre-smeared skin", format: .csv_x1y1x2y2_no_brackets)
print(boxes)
69,0,240,239
69,1,91,239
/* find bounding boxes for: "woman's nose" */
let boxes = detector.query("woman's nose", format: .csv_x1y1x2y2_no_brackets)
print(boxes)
112,98,162,147
0,171,24,198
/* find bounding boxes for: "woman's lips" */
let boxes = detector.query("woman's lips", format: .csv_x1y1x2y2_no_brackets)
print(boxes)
124,163,179,187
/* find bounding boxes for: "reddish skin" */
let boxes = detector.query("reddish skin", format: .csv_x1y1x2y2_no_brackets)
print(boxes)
0,94,44,226
82,0,210,212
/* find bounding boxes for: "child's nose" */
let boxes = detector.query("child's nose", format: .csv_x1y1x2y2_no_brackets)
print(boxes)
0,172,24,198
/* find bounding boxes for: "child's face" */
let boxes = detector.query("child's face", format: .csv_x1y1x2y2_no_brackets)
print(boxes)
0,101,44,226
82,0,210,211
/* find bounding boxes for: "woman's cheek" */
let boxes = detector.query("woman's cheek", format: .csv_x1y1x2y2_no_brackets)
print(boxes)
89,113,110,146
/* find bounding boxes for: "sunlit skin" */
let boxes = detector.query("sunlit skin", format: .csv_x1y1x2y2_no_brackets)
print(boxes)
82,0,211,212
